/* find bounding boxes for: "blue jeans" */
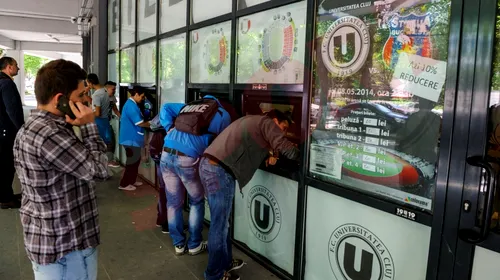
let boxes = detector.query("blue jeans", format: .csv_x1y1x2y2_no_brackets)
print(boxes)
160,152,204,249
31,248,98,280
95,117,110,144
199,157,235,280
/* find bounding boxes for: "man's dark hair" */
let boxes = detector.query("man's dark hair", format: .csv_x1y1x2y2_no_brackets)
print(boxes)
0,57,15,70
266,109,292,124
35,59,87,105
129,86,144,96
104,81,117,87
87,73,100,85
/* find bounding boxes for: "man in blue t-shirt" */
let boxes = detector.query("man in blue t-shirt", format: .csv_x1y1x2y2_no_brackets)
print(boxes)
159,95,231,256
119,87,150,191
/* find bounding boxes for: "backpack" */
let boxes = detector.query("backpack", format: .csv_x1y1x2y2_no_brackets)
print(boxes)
174,98,220,135
150,129,167,163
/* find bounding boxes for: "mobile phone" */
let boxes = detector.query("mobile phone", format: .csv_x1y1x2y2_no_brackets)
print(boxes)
56,95,77,119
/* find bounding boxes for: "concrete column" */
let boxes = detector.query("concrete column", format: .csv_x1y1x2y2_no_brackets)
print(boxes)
5,42,25,105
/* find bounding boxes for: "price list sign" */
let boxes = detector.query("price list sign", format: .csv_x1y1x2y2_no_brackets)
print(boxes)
309,0,452,212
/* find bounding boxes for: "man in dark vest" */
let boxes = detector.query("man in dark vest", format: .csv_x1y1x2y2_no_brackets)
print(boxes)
0,56,24,209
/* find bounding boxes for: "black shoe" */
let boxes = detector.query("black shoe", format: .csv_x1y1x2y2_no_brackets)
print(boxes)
161,224,169,234
227,259,246,272
14,193,22,201
1,200,21,209
221,272,240,280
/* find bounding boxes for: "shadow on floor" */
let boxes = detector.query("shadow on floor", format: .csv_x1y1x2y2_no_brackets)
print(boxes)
0,169,276,280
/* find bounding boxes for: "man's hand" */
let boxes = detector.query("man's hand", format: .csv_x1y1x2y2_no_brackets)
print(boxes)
65,101,95,126
265,156,278,167
83,95,92,104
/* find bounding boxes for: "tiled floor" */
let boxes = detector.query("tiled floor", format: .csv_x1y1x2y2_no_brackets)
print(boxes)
0,168,276,280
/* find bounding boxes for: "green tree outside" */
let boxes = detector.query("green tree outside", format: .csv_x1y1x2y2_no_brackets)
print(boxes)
24,54,49,79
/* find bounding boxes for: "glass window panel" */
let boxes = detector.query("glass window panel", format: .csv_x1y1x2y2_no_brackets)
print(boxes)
121,0,136,46
191,0,231,23
310,0,452,213
108,0,119,50
190,21,231,83
108,53,120,109
137,42,157,83
237,0,270,10
160,34,186,104
236,1,307,84
108,53,118,83
120,48,135,83
160,0,187,33
137,0,157,40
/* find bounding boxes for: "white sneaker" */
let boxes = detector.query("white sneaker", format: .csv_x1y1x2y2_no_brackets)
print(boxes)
175,244,186,255
118,185,137,191
108,161,121,168
134,181,144,187
188,241,208,256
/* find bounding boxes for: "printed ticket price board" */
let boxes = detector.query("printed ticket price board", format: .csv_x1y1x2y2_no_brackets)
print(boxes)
310,0,451,213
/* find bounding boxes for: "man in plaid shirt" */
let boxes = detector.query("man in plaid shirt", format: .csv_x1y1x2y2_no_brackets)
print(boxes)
13,60,109,280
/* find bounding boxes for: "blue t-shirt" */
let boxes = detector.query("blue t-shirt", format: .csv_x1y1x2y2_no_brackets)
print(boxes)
119,99,145,147
160,96,231,158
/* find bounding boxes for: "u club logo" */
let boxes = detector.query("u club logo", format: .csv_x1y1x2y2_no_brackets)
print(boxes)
328,224,395,280
321,15,370,77
247,185,282,243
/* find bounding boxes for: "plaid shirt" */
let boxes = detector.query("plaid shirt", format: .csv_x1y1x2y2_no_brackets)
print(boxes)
13,109,109,265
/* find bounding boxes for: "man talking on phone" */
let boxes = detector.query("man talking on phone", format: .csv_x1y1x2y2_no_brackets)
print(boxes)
13,59,109,280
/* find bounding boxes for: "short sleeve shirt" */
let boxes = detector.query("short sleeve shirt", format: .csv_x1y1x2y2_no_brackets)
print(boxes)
92,88,110,119
119,99,145,147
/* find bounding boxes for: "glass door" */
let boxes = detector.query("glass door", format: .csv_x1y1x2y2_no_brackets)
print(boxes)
303,0,463,279
445,0,500,279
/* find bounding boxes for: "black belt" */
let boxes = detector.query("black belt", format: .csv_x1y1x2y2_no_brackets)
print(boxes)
163,147,187,157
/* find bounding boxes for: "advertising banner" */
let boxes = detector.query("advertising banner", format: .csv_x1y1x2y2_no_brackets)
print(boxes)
234,170,298,274
236,1,307,84
310,0,452,212
190,21,232,83
304,187,431,280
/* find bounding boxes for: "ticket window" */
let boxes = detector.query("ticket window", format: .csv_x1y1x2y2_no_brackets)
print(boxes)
241,92,302,178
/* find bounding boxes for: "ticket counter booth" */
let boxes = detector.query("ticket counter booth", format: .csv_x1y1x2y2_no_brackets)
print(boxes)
108,0,500,278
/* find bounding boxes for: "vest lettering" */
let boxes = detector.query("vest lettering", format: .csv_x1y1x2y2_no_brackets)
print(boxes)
180,104,209,113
